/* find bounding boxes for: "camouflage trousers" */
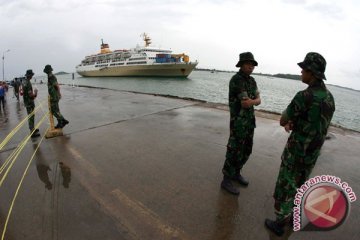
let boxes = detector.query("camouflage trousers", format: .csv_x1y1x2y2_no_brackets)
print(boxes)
273,160,315,221
50,100,65,122
222,120,254,178
0,96,5,110
25,103,35,131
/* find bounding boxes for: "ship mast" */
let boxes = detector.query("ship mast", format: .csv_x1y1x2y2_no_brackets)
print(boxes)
141,33,152,47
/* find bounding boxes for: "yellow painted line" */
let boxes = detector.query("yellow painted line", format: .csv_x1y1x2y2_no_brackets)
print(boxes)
0,100,47,151
0,133,31,176
36,97,51,120
0,120,41,174
1,126,49,240
0,113,48,187
64,165,138,239
64,141,190,239
66,145,100,177
67,157,189,239
111,188,188,239
0,101,48,174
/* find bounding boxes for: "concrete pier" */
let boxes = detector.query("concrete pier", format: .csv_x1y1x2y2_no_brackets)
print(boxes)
0,84,359,240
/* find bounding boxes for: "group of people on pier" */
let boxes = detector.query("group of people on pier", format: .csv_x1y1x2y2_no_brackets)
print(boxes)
1,65,69,138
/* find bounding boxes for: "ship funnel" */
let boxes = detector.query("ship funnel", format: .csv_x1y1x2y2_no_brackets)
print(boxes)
100,39,112,54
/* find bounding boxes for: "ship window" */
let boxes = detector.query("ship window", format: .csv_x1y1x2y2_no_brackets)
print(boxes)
127,61,147,65
129,57,146,61
110,63,124,66
95,64,108,67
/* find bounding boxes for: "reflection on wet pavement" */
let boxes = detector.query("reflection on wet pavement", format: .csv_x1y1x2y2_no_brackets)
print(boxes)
0,85,359,240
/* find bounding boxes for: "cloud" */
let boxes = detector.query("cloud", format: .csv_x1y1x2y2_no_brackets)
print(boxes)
306,2,344,20
1,0,360,90
282,0,307,4
282,0,345,19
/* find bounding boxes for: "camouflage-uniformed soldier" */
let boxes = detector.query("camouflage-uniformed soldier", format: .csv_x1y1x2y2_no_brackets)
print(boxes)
43,65,69,129
13,78,21,101
265,52,335,236
221,52,261,195
22,70,40,138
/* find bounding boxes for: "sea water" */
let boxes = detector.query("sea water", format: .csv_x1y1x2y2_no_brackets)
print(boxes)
54,71,360,132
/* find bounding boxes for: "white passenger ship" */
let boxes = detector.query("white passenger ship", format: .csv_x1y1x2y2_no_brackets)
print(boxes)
76,33,198,78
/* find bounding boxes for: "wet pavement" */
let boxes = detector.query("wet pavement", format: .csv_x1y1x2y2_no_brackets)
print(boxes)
0,84,359,240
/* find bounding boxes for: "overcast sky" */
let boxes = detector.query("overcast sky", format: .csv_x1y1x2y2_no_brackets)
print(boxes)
1,0,359,89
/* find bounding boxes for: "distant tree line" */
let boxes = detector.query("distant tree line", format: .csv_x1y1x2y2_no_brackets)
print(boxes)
195,68,302,80
194,68,235,73
55,71,69,75
272,73,301,80
253,72,301,80
196,67,359,91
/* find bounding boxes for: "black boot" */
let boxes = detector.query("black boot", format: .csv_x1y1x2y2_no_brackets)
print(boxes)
31,131,40,138
232,174,249,186
221,176,239,195
265,219,285,236
62,119,69,127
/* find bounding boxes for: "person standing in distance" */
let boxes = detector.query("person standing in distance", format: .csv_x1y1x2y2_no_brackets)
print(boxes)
43,65,69,129
23,70,40,138
221,52,261,195
265,52,335,236
13,78,21,101
0,81,6,111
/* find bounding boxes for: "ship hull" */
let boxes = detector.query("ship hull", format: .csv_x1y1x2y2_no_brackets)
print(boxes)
76,62,198,78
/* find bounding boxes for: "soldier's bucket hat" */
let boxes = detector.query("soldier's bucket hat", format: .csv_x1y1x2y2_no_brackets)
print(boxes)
43,64,53,73
236,52,258,67
298,52,327,80
25,69,34,77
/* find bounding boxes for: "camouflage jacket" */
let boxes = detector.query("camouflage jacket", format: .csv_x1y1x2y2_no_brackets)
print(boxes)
47,73,60,102
14,80,20,92
228,70,259,128
281,80,335,167
22,79,34,106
